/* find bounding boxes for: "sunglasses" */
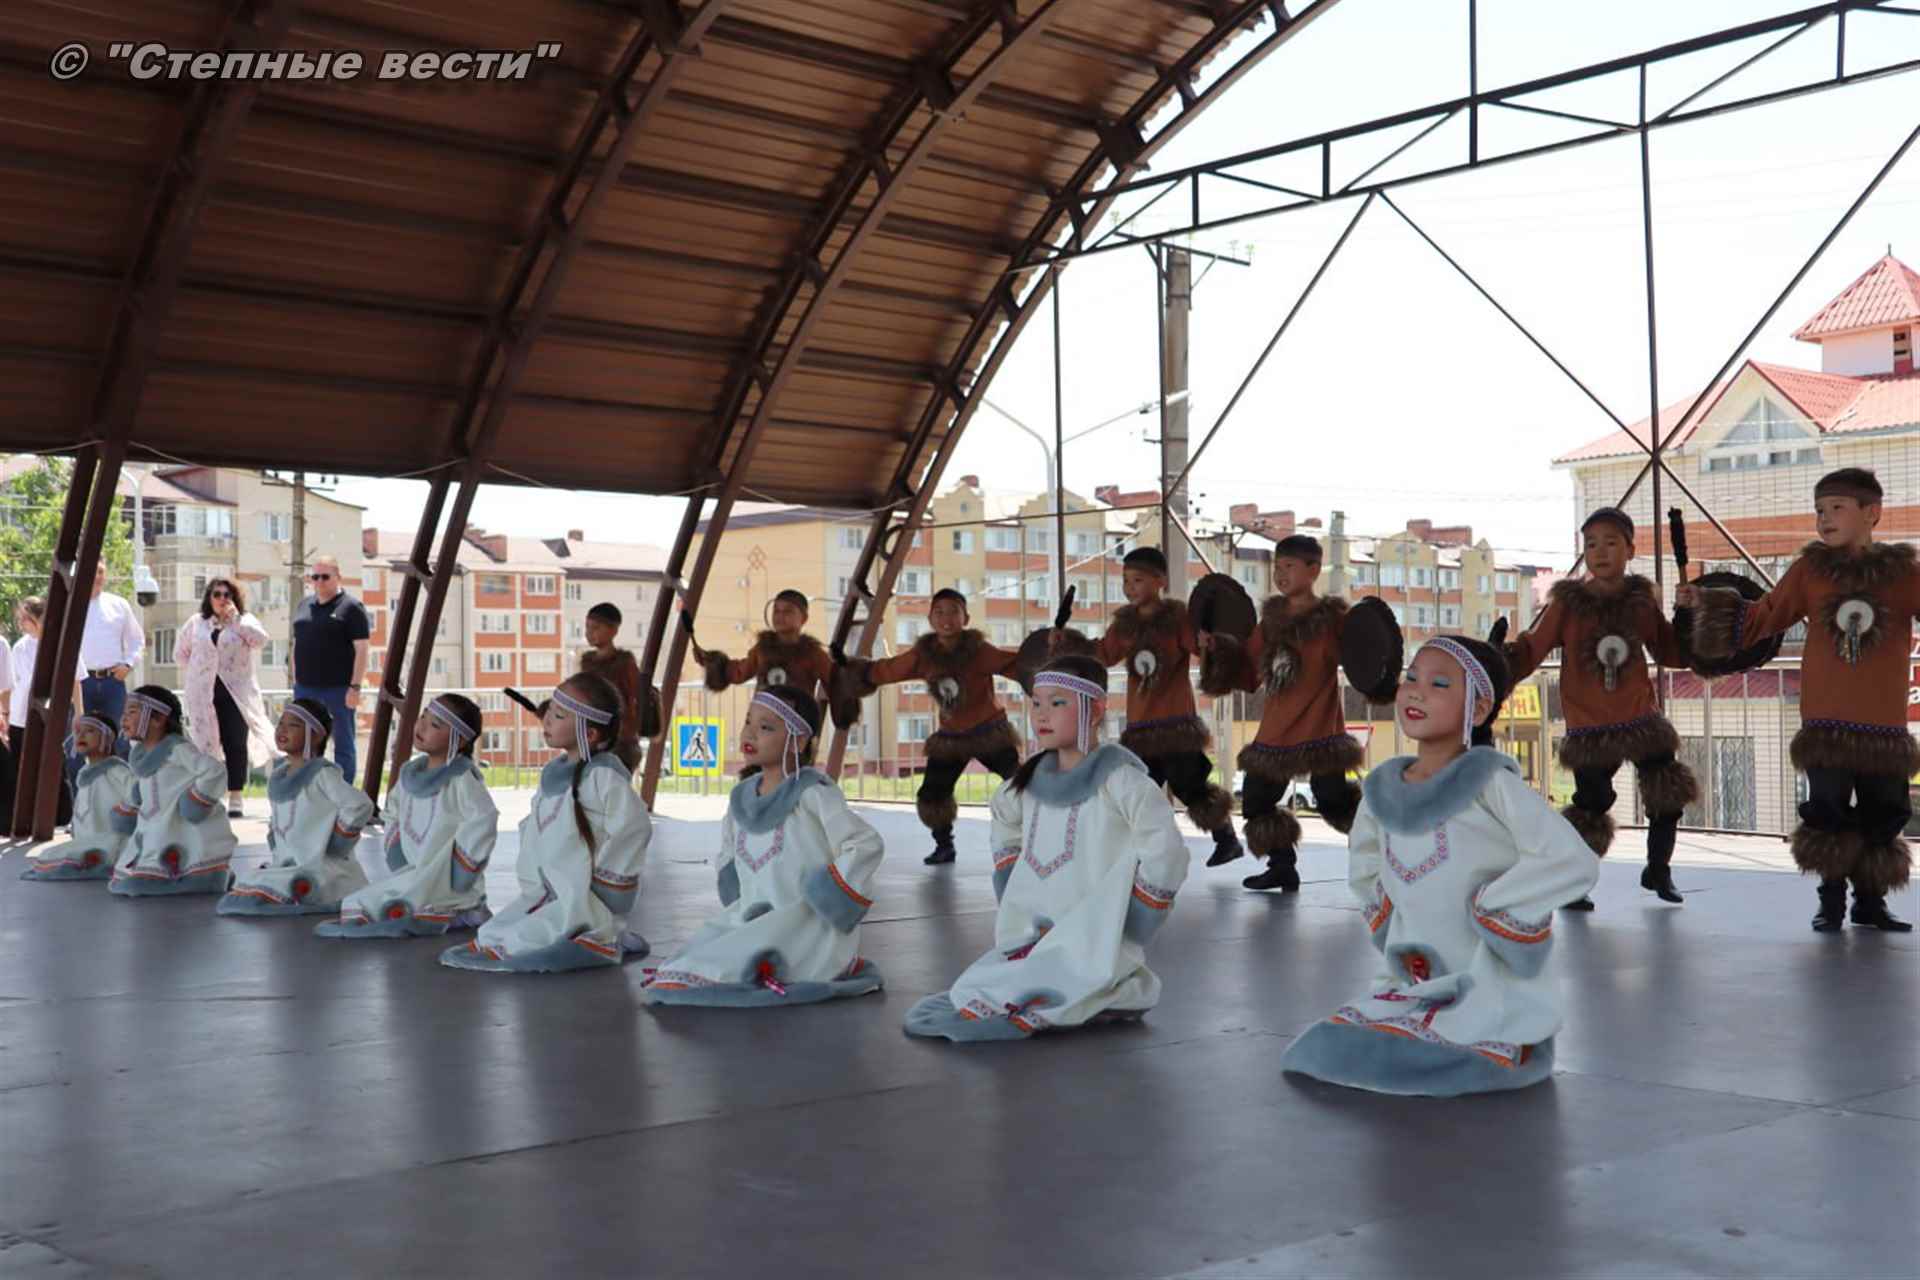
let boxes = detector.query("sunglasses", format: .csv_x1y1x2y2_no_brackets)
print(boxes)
209,590,231,599
307,573,334,581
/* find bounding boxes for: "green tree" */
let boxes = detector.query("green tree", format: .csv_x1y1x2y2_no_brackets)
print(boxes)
0,458,137,641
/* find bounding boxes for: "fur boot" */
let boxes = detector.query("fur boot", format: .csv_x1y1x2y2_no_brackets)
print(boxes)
1244,808,1303,857
1790,823,1860,882
916,793,958,836
1849,836,1912,896
1186,784,1233,834
1561,804,1615,857
1636,755,1699,818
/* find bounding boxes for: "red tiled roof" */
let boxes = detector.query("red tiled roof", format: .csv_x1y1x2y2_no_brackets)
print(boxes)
1793,253,1920,341
1555,360,1920,464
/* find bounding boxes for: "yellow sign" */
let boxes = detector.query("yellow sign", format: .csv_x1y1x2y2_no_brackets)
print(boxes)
1508,684,1542,720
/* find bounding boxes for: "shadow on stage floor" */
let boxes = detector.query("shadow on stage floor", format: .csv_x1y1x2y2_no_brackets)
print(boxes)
0,798,1912,1279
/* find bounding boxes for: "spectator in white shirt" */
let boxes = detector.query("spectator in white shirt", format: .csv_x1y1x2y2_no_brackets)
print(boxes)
7,596,77,828
67,564,145,783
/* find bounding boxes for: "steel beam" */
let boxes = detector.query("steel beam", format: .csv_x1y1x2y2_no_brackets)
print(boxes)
822,0,1344,775
365,1,730,801
13,0,295,841
648,0,1081,797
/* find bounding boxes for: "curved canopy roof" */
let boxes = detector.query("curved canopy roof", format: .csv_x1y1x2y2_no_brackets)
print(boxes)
1,0,1332,510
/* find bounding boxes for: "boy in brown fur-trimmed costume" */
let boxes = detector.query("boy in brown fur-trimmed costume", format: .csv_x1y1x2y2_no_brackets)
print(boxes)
1085,547,1243,867
1503,508,1697,910
1199,535,1364,891
1680,468,1915,932
835,588,1023,865
699,589,837,701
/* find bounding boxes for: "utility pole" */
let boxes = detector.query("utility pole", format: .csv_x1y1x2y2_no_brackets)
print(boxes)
1159,246,1192,584
288,469,307,673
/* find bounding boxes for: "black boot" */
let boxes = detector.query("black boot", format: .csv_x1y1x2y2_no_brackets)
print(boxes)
1206,827,1245,867
1563,894,1596,912
924,827,957,866
1640,860,1683,904
1242,855,1299,893
1848,891,1913,932
1811,879,1847,932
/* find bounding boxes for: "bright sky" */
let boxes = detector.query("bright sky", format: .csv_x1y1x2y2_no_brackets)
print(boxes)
331,0,1920,569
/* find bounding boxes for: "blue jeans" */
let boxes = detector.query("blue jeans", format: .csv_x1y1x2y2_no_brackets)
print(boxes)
66,675,129,791
294,684,358,785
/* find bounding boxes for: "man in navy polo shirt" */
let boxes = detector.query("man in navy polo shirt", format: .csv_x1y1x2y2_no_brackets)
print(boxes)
290,554,371,785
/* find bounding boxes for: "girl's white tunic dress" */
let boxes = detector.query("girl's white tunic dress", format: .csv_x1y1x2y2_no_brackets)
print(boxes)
108,736,238,896
218,759,376,915
22,757,134,880
644,769,885,1007
1281,747,1600,1096
906,745,1190,1041
441,755,651,973
315,754,499,938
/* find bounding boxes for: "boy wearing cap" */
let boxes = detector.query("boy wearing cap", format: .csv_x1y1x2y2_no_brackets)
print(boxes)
1680,468,1916,932
699,589,837,702
1504,507,1697,909
1200,534,1366,891
579,602,651,771
835,588,1024,864
1086,546,1242,866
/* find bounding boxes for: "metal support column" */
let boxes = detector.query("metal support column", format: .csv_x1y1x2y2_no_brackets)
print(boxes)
1161,247,1192,571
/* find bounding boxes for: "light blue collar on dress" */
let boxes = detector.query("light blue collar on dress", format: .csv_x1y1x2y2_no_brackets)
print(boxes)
1021,743,1147,807
130,734,185,778
729,767,832,834
399,753,481,797
1362,746,1519,834
269,756,339,802
538,753,628,796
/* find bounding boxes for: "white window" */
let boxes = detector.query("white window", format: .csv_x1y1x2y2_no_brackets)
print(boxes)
987,571,1020,597
839,526,865,550
1476,574,1490,594
951,577,972,598
985,527,1020,552
478,693,507,712
1496,573,1518,593
483,730,508,752
1413,604,1433,626
479,611,513,634
478,573,511,595
1352,564,1376,585
1411,567,1431,588
150,628,177,665
1379,564,1405,588
569,620,584,641
480,652,511,674
261,640,282,669
526,652,558,674
526,613,556,635
526,728,545,751
950,531,974,554
1475,612,1490,632
430,656,447,677
1389,603,1406,625
990,621,1020,646
898,570,928,596
1070,576,1101,605
1069,531,1102,557
1028,529,1052,553
525,575,556,597
896,618,923,645
1440,605,1461,626
1439,569,1460,589
565,582,584,602
261,512,291,542
901,715,932,743
1025,575,1053,605
834,576,853,598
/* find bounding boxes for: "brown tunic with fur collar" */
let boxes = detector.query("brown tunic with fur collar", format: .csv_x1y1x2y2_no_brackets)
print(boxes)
1095,600,1200,725
1505,576,1687,733
704,630,836,697
860,629,1021,735
1696,542,1920,770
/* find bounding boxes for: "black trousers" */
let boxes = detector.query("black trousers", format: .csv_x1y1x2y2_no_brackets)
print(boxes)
211,679,250,793
918,748,1021,836
1801,767,1910,852
1573,761,1679,865
1243,771,1351,863
1141,750,1231,837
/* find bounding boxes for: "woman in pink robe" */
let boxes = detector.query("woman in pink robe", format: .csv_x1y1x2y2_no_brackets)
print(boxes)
175,578,275,817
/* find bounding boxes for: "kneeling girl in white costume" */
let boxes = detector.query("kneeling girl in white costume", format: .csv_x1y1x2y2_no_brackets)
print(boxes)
644,685,885,1007
109,687,238,897
21,715,133,881
219,700,375,915
316,694,497,938
441,674,652,973
1280,632,1600,1097
905,654,1190,1042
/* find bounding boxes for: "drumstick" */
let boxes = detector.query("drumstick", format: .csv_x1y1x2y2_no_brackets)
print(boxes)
1052,584,1076,631
502,687,544,719
678,607,707,662
1667,508,1689,586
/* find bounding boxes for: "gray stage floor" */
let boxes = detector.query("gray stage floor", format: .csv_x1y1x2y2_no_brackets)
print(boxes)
1,796,1914,1279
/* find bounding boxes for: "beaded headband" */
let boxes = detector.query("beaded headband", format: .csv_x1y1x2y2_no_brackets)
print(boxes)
75,714,115,743
1033,669,1105,753
427,697,477,745
286,702,328,756
1419,638,1495,747
552,686,614,761
126,691,172,738
752,689,813,776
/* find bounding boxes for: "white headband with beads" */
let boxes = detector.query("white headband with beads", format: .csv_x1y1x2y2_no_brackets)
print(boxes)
75,714,115,745
126,692,171,739
427,697,477,748
552,687,613,761
1419,638,1495,747
752,690,812,776
286,702,328,757
1034,669,1105,753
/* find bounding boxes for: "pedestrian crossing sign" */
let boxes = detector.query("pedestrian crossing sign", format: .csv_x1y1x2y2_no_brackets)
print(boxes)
675,718,724,775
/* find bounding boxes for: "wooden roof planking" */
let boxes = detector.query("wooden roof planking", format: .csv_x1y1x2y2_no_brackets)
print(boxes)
0,0,1338,509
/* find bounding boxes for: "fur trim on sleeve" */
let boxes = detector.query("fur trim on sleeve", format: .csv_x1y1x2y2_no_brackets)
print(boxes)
701,650,735,692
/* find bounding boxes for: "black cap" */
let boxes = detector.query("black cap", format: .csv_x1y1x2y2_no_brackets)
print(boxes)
931,587,968,611
773,589,811,614
1580,507,1635,540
